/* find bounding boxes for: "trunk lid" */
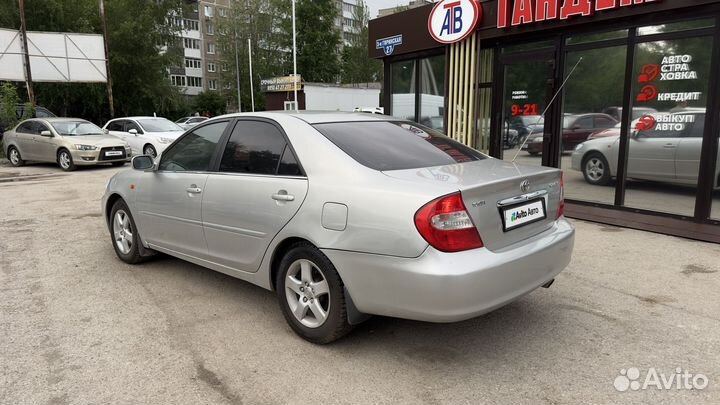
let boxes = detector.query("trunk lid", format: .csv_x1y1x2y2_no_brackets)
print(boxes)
383,158,563,251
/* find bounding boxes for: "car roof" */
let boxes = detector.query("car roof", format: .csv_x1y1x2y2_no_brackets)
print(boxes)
215,111,394,125
111,116,167,120
32,117,91,123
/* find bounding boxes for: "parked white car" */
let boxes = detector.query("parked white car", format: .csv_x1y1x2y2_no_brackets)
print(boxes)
103,117,185,158
175,116,209,130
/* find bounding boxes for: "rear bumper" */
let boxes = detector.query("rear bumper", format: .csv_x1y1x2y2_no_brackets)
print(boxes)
322,219,575,323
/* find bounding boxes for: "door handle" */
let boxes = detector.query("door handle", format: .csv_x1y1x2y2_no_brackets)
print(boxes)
272,192,295,202
186,184,202,194
663,143,677,149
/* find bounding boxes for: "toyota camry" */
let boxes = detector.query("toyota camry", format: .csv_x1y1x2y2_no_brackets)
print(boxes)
102,112,575,343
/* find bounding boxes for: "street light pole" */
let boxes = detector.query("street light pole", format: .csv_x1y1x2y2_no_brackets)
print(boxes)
248,37,255,112
292,0,298,112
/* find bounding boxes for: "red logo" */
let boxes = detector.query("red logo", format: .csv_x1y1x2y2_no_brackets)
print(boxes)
638,64,660,83
636,115,657,132
636,85,658,103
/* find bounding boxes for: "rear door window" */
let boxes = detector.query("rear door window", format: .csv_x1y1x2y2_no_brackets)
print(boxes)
313,121,485,171
16,121,36,134
219,120,289,175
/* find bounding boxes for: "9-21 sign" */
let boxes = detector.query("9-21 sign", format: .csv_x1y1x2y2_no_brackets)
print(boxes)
511,103,539,116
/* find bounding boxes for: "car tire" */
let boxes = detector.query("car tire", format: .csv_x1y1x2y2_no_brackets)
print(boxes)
582,152,612,186
7,146,25,167
528,151,540,156
112,161,126,167
57,149,76,171
276,242,353,344
143,144,157,158
109,199,147,264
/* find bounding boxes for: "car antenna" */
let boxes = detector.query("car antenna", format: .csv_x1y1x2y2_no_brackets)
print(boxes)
512,57,584,162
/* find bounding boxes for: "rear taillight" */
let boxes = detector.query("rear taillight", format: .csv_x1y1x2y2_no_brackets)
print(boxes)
557,172,565,219
414,193,484,253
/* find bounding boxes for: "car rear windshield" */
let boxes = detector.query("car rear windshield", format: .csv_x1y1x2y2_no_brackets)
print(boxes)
313,121,486,171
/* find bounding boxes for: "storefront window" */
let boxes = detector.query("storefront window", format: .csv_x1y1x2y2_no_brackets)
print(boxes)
562,45,627,205
623,36,713,216
566,30,628,45
638,19,714,36
501,59,552,165
712,133,720,221
391,60,416,121
419,55,446,132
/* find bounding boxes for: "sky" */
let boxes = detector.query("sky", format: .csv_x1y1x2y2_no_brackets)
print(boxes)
364,0,412,19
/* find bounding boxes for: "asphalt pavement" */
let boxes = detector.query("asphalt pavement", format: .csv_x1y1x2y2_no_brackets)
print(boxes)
1,162,719,404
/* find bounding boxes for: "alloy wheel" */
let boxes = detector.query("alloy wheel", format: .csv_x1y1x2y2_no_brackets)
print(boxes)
585,157,605,182
113,209,134,255
144,146,156,158
284,259,331,328
9,149,19,165
59,151,71,170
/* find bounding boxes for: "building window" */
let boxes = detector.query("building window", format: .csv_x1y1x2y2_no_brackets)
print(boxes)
208,62,216,72
187,76,202,88
183,19,199,31
206,22,214,35
183,38,200,49
419,55,446,133
222,63,229,72
208,79,217,90
204,5,213,17
185,58,201,69
207,42,215,54
218,7,227,17
171,75,186,87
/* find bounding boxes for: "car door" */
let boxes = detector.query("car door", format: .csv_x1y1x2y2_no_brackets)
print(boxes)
12,121,36,158
106,119,127,142
33,121,57,162
627,124,678,181
201,119,309,272
135,120,230,259
564,116,595,150
675,113,705,184
124,120,146,155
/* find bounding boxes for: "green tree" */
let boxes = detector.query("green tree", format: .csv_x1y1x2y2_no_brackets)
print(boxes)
193,91,226,116
340,1,382,84
273,0,341,83
0,0,188,123
216,0,287,111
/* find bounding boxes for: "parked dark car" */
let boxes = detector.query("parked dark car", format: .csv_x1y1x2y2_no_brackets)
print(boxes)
508,115,545,139
523,113,618,155
602,106,658,122
0,104,57,141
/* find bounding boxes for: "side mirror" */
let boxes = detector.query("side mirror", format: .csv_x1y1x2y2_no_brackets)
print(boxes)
103,128,109,135
128,129,138,135
132,155,154,170
40,130,53,137
571,125,581,131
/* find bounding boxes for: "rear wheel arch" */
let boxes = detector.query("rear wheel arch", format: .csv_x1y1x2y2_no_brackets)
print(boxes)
270,237,319,291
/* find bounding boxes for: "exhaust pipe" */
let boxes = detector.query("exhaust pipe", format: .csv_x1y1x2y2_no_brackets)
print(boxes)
542,279,555,289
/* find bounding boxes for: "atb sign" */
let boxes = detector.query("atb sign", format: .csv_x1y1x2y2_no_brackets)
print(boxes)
428,0,482,44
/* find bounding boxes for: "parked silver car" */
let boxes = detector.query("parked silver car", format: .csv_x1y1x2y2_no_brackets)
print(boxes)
572,110,719,188
4,118,131,171
102,112,575,343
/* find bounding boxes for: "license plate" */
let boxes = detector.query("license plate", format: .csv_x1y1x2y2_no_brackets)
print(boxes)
105,151,123,156
501,199,546,232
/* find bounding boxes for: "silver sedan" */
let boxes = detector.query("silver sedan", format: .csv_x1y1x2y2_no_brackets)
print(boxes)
102,112,575,343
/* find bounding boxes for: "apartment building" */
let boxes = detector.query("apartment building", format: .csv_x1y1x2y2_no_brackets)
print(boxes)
170,0,364,97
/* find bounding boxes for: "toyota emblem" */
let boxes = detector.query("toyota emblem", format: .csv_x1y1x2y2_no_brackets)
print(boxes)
520,179,531,193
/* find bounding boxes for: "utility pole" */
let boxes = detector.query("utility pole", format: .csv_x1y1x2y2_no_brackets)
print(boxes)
17,0,35,106
235,32,242,113
99,0,115,118
248,38,254,112
292,0,298,112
